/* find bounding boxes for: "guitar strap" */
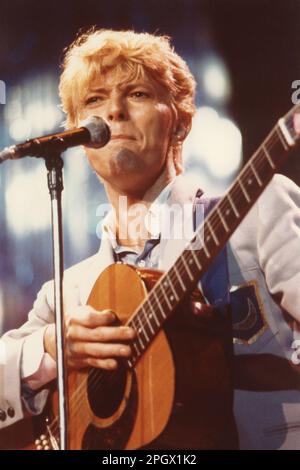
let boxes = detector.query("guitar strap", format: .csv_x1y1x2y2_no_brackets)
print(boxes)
142,191,238,450
193,191,230,316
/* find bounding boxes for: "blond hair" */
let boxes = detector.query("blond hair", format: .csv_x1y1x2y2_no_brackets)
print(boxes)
59,28,196,129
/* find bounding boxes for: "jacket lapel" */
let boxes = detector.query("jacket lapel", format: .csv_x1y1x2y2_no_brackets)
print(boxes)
78,232,115,305
78,176,203,303
159,176,202,270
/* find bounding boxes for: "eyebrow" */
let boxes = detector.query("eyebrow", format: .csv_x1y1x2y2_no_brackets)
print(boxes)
85,87,107,96
86,81,156,95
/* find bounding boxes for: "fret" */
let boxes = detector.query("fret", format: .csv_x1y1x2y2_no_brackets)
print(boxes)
238,177,251,202
132,341,141,356
121,105,300,372
181,254,194,281
136,313,149,342
203,244,210,258
161,280,173,309
250,161,262,186
141,305,155,335
166,276,180,302
275,125,288,150
203,226,213,246
152,288,167,320
206,218,220,245
132,315,145,352
252,148,276,182
202,242,210,258
145,301,160,327
190,249,202,270
127,358,133,369
219,200,238,228
174,263,187,292
138,338,145,351
202,238,211,258
227,193,240,218
135,326,146,350
217,206,229,232
278,118,295,147
193,231,210,258
262,143,275,169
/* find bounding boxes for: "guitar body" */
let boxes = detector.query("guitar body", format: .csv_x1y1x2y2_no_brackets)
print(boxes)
53,263,176,450
4,104,300,451
47,263,237,450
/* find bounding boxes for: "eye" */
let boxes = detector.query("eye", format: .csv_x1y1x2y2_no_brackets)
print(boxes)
85,95,103,105
130,91,150,99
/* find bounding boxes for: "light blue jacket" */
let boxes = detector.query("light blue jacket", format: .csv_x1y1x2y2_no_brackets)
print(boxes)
1,173,300,450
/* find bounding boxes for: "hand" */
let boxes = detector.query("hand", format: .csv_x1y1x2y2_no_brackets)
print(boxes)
43,305,136,370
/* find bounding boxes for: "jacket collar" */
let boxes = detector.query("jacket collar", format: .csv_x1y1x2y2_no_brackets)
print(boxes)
78,175,202,304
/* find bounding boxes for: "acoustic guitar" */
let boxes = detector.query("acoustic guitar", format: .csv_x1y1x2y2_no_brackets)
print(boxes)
25,103,300,449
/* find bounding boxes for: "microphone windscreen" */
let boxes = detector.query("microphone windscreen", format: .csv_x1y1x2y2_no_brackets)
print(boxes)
80,116,111,149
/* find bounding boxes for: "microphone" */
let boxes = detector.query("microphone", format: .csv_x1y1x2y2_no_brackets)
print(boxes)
0,115,111,163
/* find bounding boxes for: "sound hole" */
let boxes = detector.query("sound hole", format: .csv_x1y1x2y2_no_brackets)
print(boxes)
87,360,128,418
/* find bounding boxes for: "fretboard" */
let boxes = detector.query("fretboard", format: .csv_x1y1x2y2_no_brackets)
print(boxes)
126,105,300,368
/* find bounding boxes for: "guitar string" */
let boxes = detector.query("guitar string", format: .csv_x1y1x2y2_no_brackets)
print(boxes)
47,131,282,440
47,129,282,440
46,128,285,441
60,125,283,419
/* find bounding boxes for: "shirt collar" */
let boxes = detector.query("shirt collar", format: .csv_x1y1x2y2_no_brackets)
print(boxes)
101,177,177,250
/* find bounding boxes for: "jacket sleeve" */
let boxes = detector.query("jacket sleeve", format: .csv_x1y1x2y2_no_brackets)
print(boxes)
0,251,97,429
0,280,55,429
256,174,300,321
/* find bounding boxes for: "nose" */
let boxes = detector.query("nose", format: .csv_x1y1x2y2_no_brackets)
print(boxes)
106,94,128,122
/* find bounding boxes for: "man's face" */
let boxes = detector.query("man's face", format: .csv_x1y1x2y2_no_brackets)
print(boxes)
77,68,175,195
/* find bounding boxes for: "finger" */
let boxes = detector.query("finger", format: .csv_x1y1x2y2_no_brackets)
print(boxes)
68,357,118,370
68,341,132,359
67,324,136,342
85,357,119,370
67,307,117,328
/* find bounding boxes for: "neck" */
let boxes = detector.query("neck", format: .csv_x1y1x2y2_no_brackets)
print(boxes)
103,166,176,249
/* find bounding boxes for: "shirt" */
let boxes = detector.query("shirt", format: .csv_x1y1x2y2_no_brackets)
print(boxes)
21,178,178,401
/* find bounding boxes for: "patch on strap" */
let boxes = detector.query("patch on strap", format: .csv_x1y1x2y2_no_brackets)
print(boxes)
230,280,268,344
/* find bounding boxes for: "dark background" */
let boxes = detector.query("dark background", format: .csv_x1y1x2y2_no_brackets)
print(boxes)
1,0,299,163
0,0,299,332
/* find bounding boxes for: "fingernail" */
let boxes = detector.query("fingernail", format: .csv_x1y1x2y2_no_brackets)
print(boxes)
120,347,130,356
125,328,135,338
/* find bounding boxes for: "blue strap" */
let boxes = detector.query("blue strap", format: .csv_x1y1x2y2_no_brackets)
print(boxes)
193,192,230,315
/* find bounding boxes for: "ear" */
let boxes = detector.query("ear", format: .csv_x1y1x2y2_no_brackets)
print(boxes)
171,117,192,145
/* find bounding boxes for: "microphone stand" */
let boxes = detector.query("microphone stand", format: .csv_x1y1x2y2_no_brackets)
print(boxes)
44,151,68,451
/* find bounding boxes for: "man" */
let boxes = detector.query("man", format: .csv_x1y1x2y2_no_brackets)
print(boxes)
1,28,300,450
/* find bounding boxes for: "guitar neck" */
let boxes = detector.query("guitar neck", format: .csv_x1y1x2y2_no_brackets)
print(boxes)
126,105,300,368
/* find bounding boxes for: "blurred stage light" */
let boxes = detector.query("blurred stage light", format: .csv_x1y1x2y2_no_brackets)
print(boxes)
25,102,62,135
5,164,50,236
184,169,229,197
204,116,242,179
4,96,22,121
63,147,91,254
201,56,231,103
183,106,242,188
15,255,34,287
0,287,4,334
4,75,63,143
9,117,31,141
